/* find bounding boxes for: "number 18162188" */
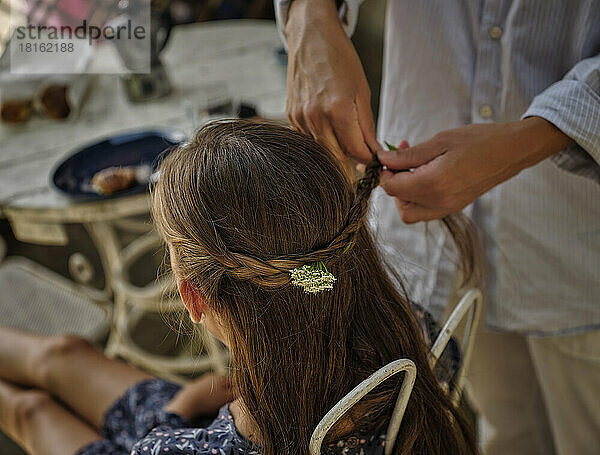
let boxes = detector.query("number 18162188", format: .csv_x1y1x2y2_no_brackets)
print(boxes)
18,42,75,53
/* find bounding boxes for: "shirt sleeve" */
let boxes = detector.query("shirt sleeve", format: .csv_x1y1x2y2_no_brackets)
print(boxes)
274,0,365,49
523,53,600,184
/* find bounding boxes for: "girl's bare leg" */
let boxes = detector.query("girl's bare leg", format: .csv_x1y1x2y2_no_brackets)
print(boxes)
0,378,101,455
0,326,152,429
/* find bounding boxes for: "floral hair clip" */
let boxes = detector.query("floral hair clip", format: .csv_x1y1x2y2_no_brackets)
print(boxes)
290,261,336,294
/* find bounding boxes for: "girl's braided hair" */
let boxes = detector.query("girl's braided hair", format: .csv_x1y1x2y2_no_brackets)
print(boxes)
196,157,382,288
156,129,477,290
152,119,479,455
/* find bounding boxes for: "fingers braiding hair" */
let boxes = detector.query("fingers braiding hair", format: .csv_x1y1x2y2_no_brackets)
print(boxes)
172,149,480,291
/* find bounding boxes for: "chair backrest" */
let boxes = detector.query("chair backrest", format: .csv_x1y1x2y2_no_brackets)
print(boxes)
309,288,483,454
429,288,482,404
309,359,417,455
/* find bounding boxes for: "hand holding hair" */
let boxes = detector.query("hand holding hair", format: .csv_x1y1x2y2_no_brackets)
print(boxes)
377,117,573,223
285,0,380,163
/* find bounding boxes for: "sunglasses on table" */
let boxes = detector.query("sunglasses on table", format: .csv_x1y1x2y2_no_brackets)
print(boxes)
1,84,71,124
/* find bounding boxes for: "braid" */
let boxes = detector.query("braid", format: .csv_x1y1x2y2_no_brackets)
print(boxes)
177,147,479,291
210,158,383,288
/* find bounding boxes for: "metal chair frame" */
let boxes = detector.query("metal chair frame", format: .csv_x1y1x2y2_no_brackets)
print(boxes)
309,359,417,455
429,288,482,404
310,288,482,454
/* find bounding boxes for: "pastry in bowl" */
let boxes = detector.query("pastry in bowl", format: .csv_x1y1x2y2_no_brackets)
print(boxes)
91,166,138,195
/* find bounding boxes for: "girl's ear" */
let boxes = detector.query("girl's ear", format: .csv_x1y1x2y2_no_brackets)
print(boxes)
177,279,206,323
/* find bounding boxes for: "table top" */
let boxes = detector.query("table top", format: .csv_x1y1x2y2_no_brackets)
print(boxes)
0,20,287,223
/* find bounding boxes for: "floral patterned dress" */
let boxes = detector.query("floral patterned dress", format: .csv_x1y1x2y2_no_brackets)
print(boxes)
76,305,459,455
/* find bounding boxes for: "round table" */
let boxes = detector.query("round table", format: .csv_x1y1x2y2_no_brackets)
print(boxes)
0,19,286,222
0,18,286,285
0,20,286,379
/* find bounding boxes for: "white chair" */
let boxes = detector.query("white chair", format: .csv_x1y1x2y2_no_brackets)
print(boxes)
309,288,482,454
429,288,482,404
0,256,111,341
309,359,417,455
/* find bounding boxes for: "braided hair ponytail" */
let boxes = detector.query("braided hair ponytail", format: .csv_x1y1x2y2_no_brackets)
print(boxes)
356,154,480,290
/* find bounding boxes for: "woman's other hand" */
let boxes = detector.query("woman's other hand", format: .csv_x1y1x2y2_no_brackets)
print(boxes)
285,0,379,163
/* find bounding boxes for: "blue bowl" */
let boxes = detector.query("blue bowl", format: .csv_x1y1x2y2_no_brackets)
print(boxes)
51,129,185,201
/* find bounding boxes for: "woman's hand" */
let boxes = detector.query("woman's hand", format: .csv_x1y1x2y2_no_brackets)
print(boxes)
377,117,574,223
164,374,238,420
285,0,379,162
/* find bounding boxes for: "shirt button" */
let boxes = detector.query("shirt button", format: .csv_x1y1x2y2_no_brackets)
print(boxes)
479,104,493,118
489,25,503,40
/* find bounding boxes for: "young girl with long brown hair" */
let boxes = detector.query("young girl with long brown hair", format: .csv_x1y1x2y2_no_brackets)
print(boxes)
0,119,478,454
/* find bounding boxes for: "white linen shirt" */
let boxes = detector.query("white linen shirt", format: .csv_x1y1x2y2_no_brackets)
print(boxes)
276,0,600,335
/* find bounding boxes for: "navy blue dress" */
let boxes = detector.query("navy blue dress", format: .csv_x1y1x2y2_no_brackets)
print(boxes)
76,304,458,455
75,379,387,455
